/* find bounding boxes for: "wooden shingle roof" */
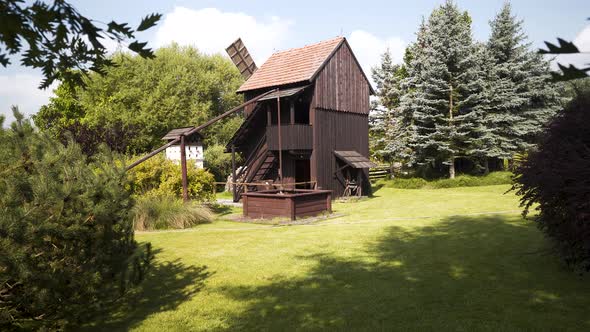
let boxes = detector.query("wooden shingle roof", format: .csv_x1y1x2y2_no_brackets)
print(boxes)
161,127,202,141
334,151,377,169
236,37,345,93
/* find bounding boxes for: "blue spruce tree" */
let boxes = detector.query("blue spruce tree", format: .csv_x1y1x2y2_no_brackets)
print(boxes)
400,1,484,178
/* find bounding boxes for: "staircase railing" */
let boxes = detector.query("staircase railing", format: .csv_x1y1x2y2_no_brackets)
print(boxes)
234,134,268,199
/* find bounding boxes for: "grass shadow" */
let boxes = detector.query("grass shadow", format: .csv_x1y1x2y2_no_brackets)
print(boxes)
85,249,212,331
215,215,590,331
208,203,235,216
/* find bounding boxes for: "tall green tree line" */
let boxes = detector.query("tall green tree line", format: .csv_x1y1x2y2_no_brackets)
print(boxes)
372,1,562,177
35,44,244,155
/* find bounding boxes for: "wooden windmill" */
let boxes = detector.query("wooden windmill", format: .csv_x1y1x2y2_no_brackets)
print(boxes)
225,38,258,80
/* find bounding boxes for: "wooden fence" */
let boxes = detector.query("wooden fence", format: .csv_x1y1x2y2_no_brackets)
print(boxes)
369,165,392,181
213,181,318,195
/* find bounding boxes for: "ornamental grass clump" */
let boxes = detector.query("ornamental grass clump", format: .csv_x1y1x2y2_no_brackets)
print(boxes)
133,195,213,231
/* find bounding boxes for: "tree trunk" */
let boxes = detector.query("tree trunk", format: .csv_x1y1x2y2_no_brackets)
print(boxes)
449,157,456,179
483,158,490,175
448,84,455,180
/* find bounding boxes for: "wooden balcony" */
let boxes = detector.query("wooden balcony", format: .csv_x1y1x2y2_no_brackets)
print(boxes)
266,124,312,150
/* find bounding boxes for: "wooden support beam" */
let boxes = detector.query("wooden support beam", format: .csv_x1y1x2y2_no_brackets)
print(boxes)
126,88,277,171
232,145,237,202
180,135,189,202
126,139,179,170
277,91,283,188
290,100,295,124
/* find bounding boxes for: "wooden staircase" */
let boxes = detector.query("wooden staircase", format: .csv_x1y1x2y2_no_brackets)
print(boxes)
247,151,276,188
234,135,277,200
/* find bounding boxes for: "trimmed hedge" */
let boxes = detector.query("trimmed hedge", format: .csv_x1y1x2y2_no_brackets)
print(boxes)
376,171,513,189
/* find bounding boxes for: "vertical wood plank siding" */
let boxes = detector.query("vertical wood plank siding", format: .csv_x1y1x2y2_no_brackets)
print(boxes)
266,124,313,150
309,42,371,197
311,43,370,114
312,109,370,197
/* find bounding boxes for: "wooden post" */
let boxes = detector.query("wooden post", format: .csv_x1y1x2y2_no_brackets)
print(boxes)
126,88,277,171
232,145,237,202
277,92,283,189
289,197,296,221
243,194,248,217
267,105,272,126
180,135,189,202
290,100,295,124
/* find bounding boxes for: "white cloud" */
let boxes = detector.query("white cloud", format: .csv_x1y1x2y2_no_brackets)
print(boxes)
0,73,55,125
552,24,590,70
574,25,590,52
347,30,406,84
153,7,293,64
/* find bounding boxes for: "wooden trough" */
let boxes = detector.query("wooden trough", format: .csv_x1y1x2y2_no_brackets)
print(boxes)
241,189,332,221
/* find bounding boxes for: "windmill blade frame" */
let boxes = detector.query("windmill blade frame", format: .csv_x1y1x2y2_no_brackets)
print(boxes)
226,38,258,80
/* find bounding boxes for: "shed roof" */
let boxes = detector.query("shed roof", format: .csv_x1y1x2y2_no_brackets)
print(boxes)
237,37,345,93
161,127,202,141
334,151,377,169
258,85,308,101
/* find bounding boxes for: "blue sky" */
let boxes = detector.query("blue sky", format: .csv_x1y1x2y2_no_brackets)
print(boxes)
1,0,589,122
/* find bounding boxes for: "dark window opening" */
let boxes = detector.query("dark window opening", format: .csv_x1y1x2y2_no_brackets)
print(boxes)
294,98,310,124
295,159,311,189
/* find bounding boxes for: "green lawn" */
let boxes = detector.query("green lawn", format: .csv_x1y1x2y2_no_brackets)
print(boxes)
90,185,590,331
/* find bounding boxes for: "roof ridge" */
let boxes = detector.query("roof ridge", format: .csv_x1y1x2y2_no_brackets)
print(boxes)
269,36,344,56
236,36,346,93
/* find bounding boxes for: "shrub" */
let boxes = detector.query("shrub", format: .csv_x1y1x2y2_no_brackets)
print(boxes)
0,110,150,330
133,195,213,231
513,90,590,272
429,172,513,189
376,171,513,189
379,177,429,189
204,143,240,182
130,155,215,202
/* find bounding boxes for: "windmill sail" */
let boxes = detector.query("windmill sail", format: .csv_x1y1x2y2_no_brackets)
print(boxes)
226,38,257,80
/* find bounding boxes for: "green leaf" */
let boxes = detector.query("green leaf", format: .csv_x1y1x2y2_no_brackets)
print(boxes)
137,13,162,32
107,21,134,38
0,54,10,67
550,64,590,82
128,41,147,53
539,38,580,54
127,41,155,58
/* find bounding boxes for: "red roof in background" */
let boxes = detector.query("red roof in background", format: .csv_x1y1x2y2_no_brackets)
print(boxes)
236,37,345,93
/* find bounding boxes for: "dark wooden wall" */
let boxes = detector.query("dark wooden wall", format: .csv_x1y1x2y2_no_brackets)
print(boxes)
311,42,370,114
308,42,372,197
311,109,370,197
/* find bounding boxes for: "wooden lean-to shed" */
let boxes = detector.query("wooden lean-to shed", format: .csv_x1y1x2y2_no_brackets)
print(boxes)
226,36,376,202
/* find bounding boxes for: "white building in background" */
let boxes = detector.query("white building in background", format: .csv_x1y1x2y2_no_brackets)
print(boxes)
161,127,204,169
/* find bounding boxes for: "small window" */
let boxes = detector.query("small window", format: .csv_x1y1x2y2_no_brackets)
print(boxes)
294,98,310,124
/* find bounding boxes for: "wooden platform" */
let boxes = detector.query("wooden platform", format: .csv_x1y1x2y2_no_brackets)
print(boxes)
241,189,332,220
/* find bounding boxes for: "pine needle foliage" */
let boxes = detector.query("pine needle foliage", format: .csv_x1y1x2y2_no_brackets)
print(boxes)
0,108,151,330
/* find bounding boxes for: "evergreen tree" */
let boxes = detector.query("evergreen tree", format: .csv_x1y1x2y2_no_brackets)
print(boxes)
400,1,484,178
371,48,414,164
475,2,562,171
371,50,399,162
0,108,151,329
